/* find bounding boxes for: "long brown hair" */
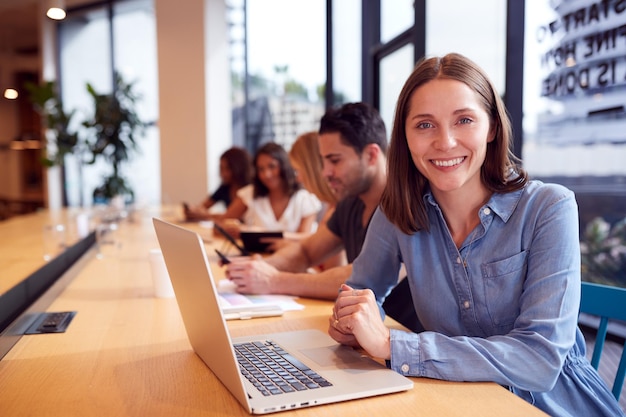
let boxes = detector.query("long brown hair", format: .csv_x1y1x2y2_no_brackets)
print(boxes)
252,142,300,198
221,147,253,188
380,53,528,234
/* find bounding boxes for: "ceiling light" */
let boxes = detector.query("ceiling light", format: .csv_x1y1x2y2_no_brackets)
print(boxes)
4,88,18,100
46,0,67,20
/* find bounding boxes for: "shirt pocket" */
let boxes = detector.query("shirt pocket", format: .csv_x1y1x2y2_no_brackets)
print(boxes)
481,251,528,328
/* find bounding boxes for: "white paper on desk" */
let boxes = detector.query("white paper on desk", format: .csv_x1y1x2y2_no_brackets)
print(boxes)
217,279,305,311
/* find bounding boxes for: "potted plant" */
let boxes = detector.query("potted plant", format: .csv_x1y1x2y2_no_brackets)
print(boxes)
82,72,146,204
25,80,81,206
580,216,626,288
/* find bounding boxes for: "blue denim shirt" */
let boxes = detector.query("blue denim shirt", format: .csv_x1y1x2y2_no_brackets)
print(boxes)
348,181,624,417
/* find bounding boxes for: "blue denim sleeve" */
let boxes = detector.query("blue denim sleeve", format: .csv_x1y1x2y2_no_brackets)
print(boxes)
346,208,403,307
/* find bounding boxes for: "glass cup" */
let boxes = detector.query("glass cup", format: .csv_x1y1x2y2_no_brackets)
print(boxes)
95,222,120,259
42,223,67,261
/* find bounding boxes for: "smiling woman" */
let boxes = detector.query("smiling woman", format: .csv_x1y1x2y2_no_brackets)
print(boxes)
333,53,626,417
404,78,493,237
212,142,322,239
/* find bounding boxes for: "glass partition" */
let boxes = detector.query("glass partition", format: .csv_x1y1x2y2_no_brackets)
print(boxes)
523,0,626,288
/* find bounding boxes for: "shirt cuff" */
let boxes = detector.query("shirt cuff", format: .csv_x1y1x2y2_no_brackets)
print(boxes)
389,328,422,376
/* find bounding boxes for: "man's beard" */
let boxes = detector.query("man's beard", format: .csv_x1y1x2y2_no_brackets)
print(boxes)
329,174,371,201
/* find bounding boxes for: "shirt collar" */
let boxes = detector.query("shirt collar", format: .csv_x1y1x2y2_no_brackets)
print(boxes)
424,185,525,224
485,188,524,223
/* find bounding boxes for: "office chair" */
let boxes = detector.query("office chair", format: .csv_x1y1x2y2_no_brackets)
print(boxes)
579,281,626,400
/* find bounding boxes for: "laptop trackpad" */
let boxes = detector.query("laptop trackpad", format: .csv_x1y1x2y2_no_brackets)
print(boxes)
299,345,381,370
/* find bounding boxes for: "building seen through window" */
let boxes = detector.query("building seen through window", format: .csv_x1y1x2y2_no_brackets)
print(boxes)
227,0,326,154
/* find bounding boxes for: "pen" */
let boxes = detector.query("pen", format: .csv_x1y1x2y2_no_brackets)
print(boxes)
214,248,231,264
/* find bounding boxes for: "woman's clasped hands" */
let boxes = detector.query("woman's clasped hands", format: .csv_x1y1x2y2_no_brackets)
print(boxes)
329,284,392,360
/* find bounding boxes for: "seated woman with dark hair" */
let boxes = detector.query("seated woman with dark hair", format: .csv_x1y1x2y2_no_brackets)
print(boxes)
184,147,253,221
215,142,321,238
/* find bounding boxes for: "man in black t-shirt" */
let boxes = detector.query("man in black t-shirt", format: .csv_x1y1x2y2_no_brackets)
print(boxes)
225,102,391,301
226,103,420,331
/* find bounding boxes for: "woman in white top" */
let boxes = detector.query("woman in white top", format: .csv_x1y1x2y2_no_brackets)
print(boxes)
216,142,321,238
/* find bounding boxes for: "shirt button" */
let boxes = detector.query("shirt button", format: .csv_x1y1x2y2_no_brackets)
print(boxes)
463,300,470,309
456,256,462,264
401,364,410,373
483,208,491,215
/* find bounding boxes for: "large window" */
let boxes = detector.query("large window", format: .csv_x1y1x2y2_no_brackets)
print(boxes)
523,0,626,288
426,0,507,93
381,0,413,44
523,0,626,180
373,1,506,139
379,44,414,136
331,0,362,105
59,0,159,207
228,0,326,153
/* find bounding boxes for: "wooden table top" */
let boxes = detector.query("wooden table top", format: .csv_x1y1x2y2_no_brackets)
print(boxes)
0,208,547,416
0,210,68,295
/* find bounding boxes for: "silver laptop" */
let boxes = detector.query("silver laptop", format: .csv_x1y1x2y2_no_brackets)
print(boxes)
153,218,413,414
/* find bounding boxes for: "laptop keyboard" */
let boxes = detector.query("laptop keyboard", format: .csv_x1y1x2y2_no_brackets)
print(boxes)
235,340,333,396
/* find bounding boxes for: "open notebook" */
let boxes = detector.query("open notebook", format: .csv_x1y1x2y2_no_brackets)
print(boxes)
152,218,413,414
218,293,284,320
217,279,303,320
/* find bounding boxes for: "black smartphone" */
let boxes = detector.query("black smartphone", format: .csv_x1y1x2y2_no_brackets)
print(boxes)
214,248,231,264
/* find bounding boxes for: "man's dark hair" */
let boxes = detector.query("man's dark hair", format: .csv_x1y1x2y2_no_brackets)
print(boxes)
319,102,387,155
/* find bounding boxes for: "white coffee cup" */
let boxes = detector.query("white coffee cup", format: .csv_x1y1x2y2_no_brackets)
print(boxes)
149,248,175,298
76,213,90,238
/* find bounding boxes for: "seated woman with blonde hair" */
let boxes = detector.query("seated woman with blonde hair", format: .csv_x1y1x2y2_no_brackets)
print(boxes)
288,131,347,269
